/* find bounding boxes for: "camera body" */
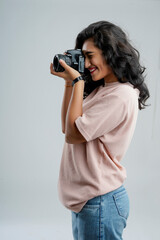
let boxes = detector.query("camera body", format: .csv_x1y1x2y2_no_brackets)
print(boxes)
53,49,85,73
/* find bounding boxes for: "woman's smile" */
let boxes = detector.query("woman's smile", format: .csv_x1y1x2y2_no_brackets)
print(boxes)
88,67,97,74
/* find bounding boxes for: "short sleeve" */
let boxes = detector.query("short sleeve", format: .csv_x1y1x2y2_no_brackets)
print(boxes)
75,94,127,142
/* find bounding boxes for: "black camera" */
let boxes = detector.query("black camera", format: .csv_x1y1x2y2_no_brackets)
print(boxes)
53,49,85,73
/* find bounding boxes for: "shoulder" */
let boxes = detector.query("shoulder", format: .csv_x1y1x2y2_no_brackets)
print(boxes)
99,82,139,103
116,83,139,100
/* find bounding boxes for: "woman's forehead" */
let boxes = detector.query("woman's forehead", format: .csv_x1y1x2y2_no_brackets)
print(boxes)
82,39,97,52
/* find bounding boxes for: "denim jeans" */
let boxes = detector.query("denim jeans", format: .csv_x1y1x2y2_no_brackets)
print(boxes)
71,184,129,240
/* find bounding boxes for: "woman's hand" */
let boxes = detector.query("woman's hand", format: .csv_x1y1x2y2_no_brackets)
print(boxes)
50,59,81,82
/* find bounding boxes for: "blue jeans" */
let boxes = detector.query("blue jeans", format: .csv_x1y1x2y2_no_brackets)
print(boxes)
71,185,129,240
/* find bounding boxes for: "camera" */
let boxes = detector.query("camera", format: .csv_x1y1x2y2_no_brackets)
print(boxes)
53,49,85,73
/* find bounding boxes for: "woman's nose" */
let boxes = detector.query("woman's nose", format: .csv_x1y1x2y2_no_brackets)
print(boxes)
85,58,91,69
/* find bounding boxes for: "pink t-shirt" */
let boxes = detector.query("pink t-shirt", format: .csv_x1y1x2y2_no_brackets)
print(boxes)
58,81,139,213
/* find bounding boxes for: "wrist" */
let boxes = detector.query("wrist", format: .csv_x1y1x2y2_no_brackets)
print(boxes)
65,83,72,87
65,80,72,87
72,75,84,86
65,79,72,83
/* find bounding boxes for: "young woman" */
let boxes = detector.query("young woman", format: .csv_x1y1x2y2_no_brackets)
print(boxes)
50,21,150,240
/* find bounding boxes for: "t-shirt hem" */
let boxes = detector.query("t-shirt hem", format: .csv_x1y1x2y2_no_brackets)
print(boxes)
63,181,127,213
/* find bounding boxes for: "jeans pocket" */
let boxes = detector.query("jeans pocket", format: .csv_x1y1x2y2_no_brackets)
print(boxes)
82,196,100,209
113,189,130,220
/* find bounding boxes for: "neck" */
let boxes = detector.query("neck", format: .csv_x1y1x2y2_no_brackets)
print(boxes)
104,73,118,83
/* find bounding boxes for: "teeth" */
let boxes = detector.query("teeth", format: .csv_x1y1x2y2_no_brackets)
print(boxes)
89,68,96,73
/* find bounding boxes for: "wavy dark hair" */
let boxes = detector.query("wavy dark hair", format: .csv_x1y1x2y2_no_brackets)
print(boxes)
75,21,150,110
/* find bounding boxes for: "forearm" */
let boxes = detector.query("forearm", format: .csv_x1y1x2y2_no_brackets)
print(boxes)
65,80,84,140
50,60,84,136
61,81,73,133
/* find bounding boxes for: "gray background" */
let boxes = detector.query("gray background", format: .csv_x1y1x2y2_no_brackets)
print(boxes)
0,0,160,239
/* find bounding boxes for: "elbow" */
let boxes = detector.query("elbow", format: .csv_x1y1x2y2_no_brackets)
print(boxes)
62,129,65,134
65,134,71,143
65,134,74,144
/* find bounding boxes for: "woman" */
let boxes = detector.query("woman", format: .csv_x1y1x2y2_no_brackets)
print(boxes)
50,21,150,240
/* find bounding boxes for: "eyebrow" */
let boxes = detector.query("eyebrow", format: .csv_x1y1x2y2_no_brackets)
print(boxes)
82,51,94,55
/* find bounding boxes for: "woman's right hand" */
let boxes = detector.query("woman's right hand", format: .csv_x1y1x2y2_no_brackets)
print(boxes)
50,51,81,82
50,52,73,83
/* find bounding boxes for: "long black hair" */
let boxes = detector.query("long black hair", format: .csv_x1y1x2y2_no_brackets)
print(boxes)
75,21,150,110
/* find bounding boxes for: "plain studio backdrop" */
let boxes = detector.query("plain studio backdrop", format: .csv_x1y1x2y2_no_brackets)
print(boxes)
0,0,160,239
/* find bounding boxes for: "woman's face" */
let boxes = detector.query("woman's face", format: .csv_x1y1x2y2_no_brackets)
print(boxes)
82,38,117,83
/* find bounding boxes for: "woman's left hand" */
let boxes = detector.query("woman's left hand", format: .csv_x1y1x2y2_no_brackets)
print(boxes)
50,59,81,82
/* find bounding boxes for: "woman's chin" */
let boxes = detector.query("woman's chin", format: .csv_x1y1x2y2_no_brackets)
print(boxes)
91,77,101,82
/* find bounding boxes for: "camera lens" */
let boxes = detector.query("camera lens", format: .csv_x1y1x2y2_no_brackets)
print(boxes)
53,54,65,72
53,54,72,72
